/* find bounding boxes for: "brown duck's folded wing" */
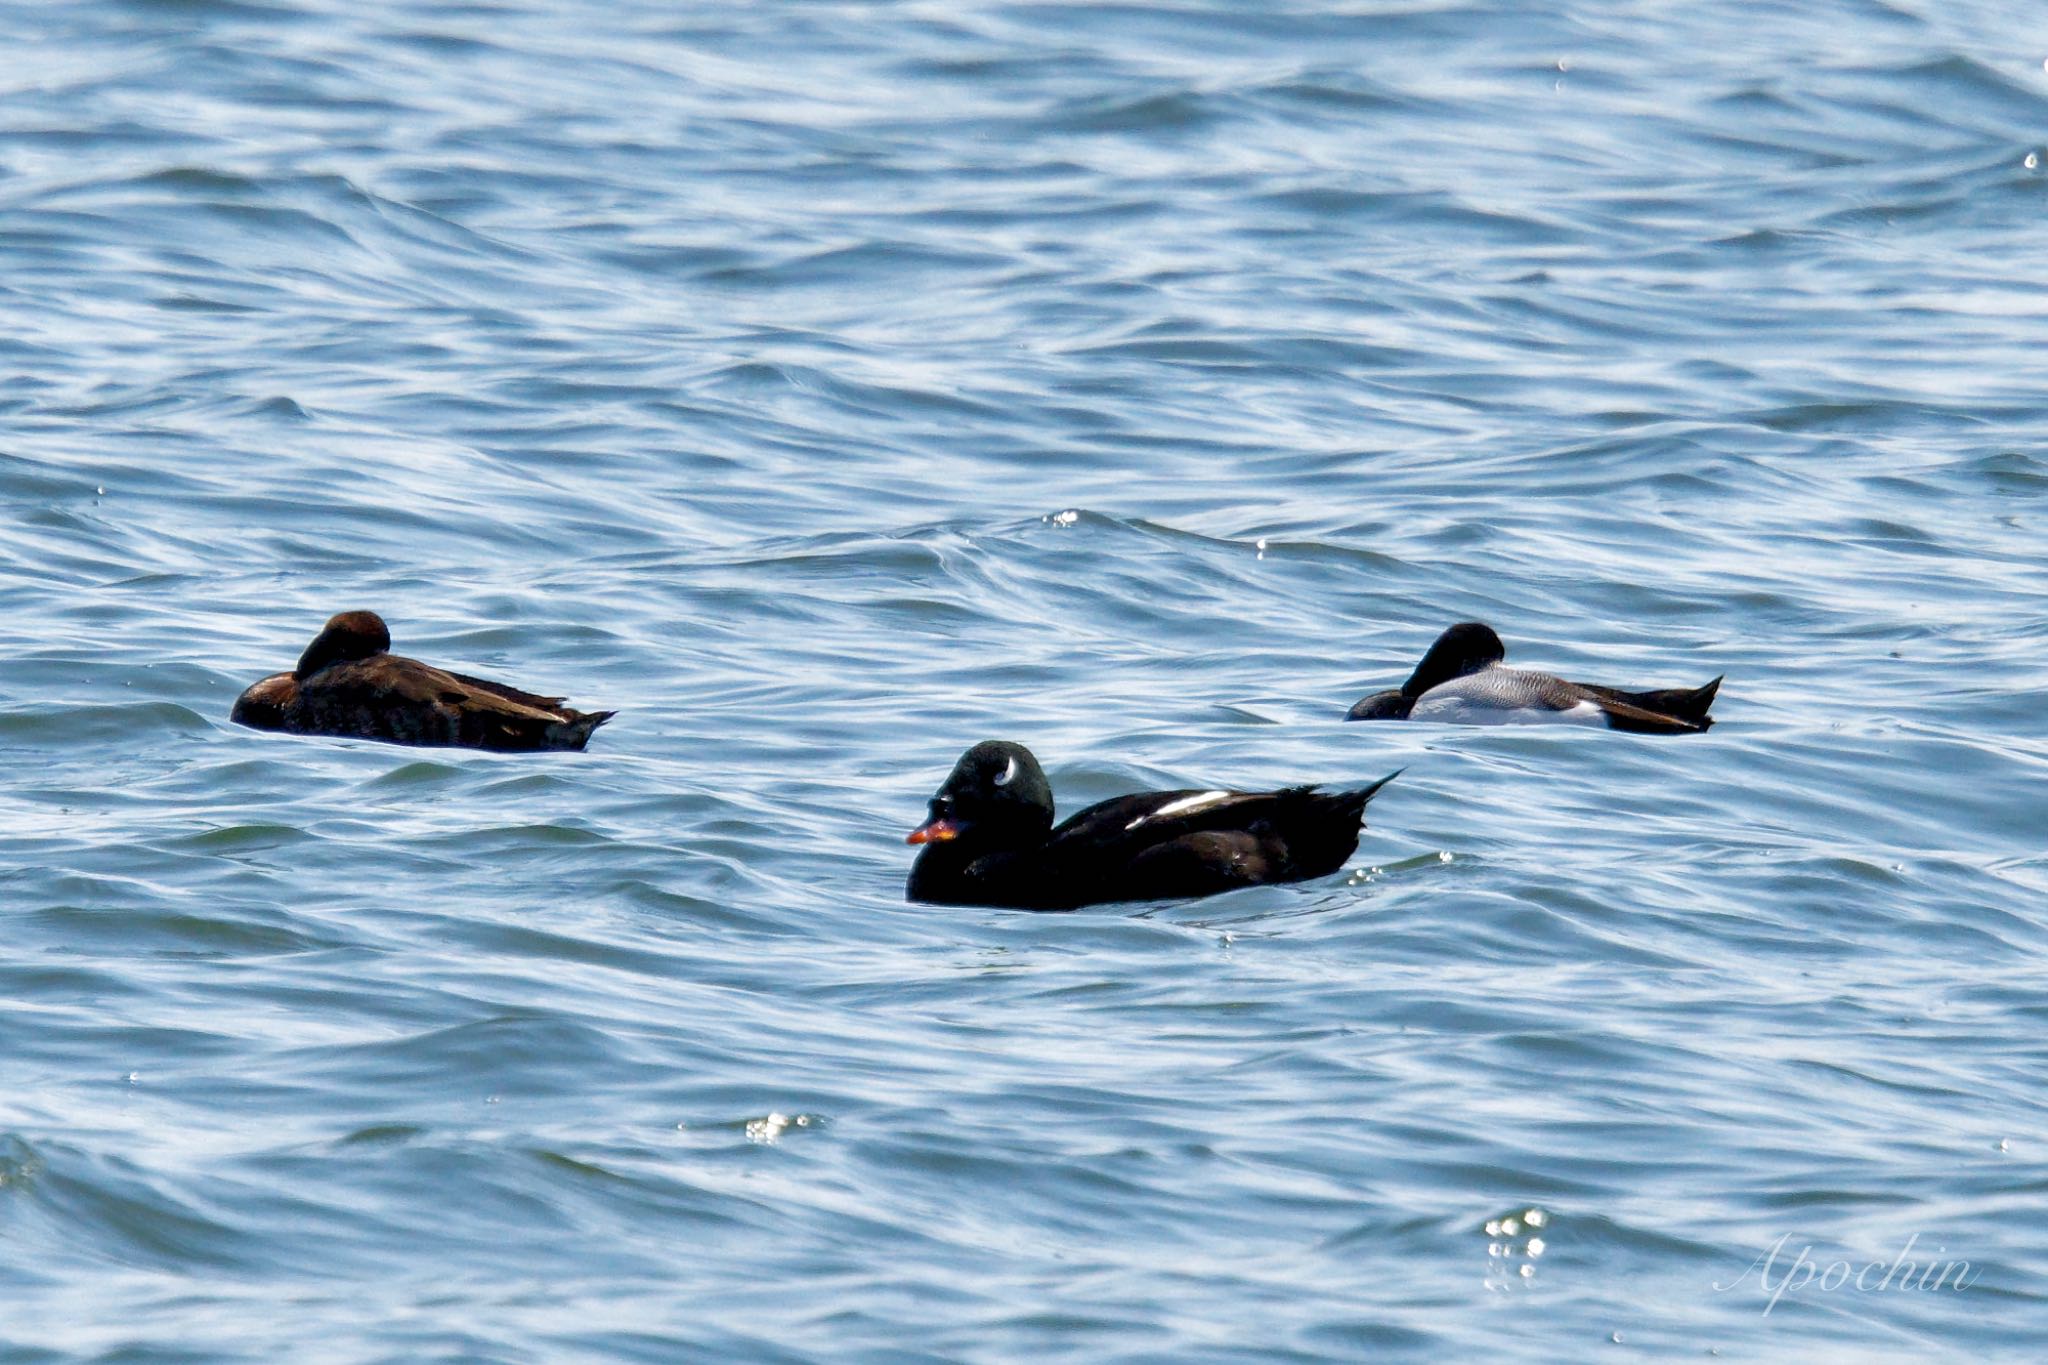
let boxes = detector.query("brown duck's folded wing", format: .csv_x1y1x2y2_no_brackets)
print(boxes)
438,669,570,715
302,656,576,749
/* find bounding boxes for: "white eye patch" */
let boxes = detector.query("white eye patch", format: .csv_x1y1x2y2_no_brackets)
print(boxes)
995,754,1019,788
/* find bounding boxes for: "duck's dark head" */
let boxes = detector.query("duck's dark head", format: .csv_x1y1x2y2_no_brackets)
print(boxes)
294,610,392,680
908,740,1054,849
1402,621,1505,695
1346,623,1505,721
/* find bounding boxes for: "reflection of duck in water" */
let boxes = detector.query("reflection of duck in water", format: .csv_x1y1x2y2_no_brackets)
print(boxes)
1346,622,1721,734
231,610,614,752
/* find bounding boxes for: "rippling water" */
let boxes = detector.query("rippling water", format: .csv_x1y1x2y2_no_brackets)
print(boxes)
5,0,2047,1358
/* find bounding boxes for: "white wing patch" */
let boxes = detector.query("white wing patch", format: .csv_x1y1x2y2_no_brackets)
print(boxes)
1126,790,1234,830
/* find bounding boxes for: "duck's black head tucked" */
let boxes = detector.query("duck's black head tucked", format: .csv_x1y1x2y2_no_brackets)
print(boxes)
1347,621,1505,721
294,609,392,680
1401,621,1505,696
907,740,1054,848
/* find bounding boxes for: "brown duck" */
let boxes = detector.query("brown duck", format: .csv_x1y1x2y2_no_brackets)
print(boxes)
231,610,614,752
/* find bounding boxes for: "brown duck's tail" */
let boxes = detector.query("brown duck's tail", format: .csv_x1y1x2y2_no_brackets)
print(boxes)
548,710,616,751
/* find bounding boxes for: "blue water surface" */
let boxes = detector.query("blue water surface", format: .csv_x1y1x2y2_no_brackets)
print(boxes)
3,0,2047,1359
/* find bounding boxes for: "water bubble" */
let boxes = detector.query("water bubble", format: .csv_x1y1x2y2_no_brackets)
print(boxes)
1503,1217,1521,1236
1048,508,1080,527
1519,1263,1534,1278
1998,1138,2011,1152
747,1112,791,1143
1527,1237,1546,1257
1611,1332,1624,1344
746,1112,816,1143
2027,152,2040,171
1485,1219,1502,1236
1525,1208,1548,1227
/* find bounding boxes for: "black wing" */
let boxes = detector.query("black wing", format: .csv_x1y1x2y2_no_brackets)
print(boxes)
1033,782,1388,904
1046,788,1276,853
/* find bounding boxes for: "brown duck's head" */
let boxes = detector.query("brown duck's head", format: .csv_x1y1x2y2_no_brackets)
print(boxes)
230,673,296,731
294,610,392,680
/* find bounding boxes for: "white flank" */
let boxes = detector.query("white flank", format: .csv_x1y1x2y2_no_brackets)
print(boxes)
1410,693,1605,727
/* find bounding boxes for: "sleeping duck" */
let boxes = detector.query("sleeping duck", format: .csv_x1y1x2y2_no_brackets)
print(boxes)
231,610,614,752
1346,622,1720,734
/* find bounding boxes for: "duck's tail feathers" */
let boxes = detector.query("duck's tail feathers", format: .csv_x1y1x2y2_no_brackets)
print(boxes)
1287,768,1402,823
550,710,616,751
1277,770,1400,879
1618,675,1721,727
1345,768,1403,814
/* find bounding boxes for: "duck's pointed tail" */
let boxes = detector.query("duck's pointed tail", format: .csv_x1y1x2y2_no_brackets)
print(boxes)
1618,675,1721,728
1278,770,1402,880
1343,768,1403,816
549,710,616,751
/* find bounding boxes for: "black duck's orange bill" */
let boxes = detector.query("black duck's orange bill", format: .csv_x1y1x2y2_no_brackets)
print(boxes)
906,819,959,845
